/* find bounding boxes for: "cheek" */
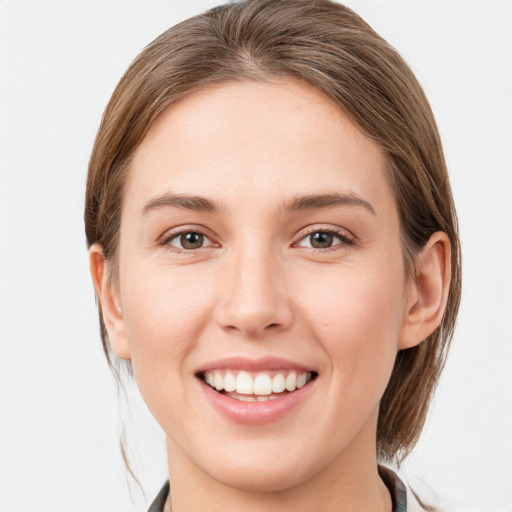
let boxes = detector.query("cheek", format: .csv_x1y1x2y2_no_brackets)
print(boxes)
117,262,222,434
297,261,406,395
118,261,215,385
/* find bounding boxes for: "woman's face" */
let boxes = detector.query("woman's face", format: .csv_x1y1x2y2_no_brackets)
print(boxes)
111,80,415,491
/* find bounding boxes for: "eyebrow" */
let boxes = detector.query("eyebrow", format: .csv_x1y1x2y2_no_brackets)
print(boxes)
142,193,222,214
284,193,376,215
142,191,376,216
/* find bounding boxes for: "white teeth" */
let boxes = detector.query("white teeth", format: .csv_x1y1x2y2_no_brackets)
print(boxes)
297,372,307,389
235,371,253,394
272,373,286,393
285,371,297,391
224,371,236,392
256,395,280,401
253,374,272,395
236,394,258,402
202,369,313,397
214,372,224,391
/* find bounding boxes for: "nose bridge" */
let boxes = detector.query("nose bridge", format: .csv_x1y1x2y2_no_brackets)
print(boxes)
215,237,292,336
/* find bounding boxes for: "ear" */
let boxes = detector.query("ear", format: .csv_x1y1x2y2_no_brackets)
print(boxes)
399,232,451,350
89,243,131,360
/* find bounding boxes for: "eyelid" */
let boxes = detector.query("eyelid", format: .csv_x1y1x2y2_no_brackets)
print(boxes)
156,224,355,253
293,225,356,249
158,225,219,252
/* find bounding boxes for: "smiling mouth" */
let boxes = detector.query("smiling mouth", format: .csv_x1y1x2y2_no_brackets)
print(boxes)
199,369,318,402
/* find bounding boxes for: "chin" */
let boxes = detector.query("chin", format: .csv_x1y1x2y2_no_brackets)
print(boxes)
211,460,314,493
192,439,325,494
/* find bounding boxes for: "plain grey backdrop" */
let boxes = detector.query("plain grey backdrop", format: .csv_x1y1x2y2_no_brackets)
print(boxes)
1,1,511,510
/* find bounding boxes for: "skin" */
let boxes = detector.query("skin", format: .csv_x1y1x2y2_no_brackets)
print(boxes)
90,79,450,512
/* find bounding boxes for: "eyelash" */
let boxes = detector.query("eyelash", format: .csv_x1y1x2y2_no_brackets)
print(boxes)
159,226,355,254
294,226,355,252
160,228,217,253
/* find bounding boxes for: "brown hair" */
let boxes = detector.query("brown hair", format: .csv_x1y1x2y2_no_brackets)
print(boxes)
85,0,461,466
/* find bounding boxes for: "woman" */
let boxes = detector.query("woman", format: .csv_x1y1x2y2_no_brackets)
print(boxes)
85,0,461,510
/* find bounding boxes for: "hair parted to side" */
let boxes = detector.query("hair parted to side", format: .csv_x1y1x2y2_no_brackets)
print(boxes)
85,0,461,465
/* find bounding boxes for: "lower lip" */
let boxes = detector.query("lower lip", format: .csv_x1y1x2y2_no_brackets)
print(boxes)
198,379,315,425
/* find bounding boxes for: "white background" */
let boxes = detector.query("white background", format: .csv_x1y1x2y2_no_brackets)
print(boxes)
1,1,511,511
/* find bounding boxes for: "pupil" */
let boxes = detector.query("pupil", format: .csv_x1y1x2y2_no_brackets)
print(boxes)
310,232,333,248
181,232,203,249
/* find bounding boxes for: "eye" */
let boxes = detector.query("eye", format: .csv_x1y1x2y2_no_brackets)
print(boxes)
296,229,353,249
166,231,215,250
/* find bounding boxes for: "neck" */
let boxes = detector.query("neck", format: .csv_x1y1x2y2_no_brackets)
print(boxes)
163,412,392,512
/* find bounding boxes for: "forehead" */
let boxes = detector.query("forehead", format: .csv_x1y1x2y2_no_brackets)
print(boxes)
125,79,394,217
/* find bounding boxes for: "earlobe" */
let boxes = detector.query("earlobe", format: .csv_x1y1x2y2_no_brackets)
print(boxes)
399,232,451,350
88,244,131,360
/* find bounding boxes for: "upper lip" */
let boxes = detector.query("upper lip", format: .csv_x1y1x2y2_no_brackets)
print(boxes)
196,356,316,374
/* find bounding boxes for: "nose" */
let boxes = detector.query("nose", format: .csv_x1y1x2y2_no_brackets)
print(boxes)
214,245,293,338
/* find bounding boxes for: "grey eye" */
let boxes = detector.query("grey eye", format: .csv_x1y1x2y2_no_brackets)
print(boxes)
170,232,207,250
297,231,343,249
309,232,334,248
